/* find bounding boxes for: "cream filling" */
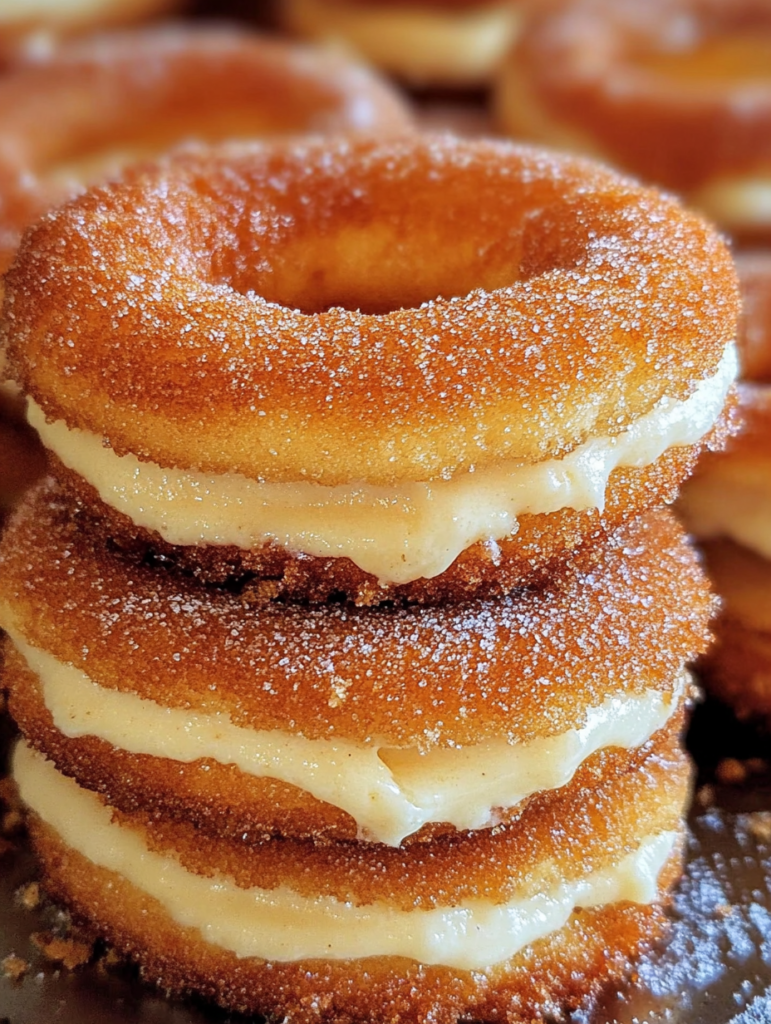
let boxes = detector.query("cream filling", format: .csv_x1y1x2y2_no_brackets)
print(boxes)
13,741,676,970
12,633,685,847
678,460,771,561
692,174,771,230
27,343,736,586
285,0,519,84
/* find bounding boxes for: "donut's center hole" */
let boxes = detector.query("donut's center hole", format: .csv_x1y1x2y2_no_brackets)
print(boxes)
225,226,528,315
634,33,771,84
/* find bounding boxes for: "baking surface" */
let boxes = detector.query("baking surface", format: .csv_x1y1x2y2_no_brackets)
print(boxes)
2,699,771,1024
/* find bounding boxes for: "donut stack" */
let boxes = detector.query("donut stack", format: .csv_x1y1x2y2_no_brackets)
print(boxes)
0,136,739,1022
678,252,771,726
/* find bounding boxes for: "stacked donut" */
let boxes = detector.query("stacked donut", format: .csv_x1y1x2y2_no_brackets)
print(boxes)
0,136,739,1021
0,23,413,510
678,252,771,725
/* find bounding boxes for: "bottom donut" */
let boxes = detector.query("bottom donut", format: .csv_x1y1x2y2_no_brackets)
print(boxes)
13,739,688,1024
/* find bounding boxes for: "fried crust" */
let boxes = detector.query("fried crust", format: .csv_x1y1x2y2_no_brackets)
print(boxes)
50,413,732,603
3,136,738,486
0,480,715,749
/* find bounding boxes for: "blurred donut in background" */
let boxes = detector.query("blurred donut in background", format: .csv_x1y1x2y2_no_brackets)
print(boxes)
495,0,771,243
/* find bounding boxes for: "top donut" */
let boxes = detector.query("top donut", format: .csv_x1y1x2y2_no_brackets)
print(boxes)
2,136,739,600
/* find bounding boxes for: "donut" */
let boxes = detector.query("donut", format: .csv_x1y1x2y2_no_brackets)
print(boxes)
0,24,413,277
0,478,710,844
734,251,771,382
494,0,771,241
2,136,740,604
0,0,180,64
282,0,521,87
13,735,689,1023
678,384,771,722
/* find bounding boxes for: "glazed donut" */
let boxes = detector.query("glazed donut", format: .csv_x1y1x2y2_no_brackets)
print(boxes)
282,0,522,87
3,136,739,603
0,479,710,844
14,734,688,1023
0,25,412,277
495,0,771,241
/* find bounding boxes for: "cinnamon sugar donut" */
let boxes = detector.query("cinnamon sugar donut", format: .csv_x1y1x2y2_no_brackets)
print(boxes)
0,479,710,844
679,384,771,722
3,136,739,603
0,24,412,276
0,0,180,64
283,0,522,86
13,737,688,1023
495,0,771,241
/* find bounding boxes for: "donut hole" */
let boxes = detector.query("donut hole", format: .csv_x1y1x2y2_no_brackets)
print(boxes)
209,170,595,315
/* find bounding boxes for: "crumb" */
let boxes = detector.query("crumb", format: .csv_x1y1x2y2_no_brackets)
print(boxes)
1,809,23,835
714,904,733,918
1,953,30,982
716,758,748,785
748,811,771,843
31,932,93,970
696,784,715,808
15,881,40,910
97,947,122,972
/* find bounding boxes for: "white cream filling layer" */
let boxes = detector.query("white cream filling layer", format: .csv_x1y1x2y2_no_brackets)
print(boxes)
12,633,684,847
693,174,771,230
678,460,771,561
13,741,677,970
286,0,518,84
28,343,736,586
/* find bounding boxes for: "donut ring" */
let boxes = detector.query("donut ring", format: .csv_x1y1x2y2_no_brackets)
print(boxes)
1,479,710,843
495,0,771,240
3,136,739,601
0,24,413,274
16,737,688,1024
282,0,522,87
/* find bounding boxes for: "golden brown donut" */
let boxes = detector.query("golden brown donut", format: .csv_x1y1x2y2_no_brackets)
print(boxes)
282,0,522,87
495,0,771,241
3,136,739,602
678,384,771,721
0,478,709,842
735,250,771,382
0,0,180,65
14,736,689,1024
0,24,413,275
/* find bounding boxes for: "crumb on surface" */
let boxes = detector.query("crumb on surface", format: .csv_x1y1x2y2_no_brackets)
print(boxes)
1,953,30,982
748,812,771,844
30,932,94,970
15,881,40,910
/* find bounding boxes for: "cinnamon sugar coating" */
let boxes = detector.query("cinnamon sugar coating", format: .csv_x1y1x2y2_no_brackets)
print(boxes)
496,0,771,206
0,25,412,276
0,480,715,751
2,136,738,486
22,738,687,1024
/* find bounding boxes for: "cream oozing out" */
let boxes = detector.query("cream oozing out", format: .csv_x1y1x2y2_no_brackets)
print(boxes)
28,343,736,586
12,633,685,846
678,455,771,560
285,0,518,84
14,741,677,970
